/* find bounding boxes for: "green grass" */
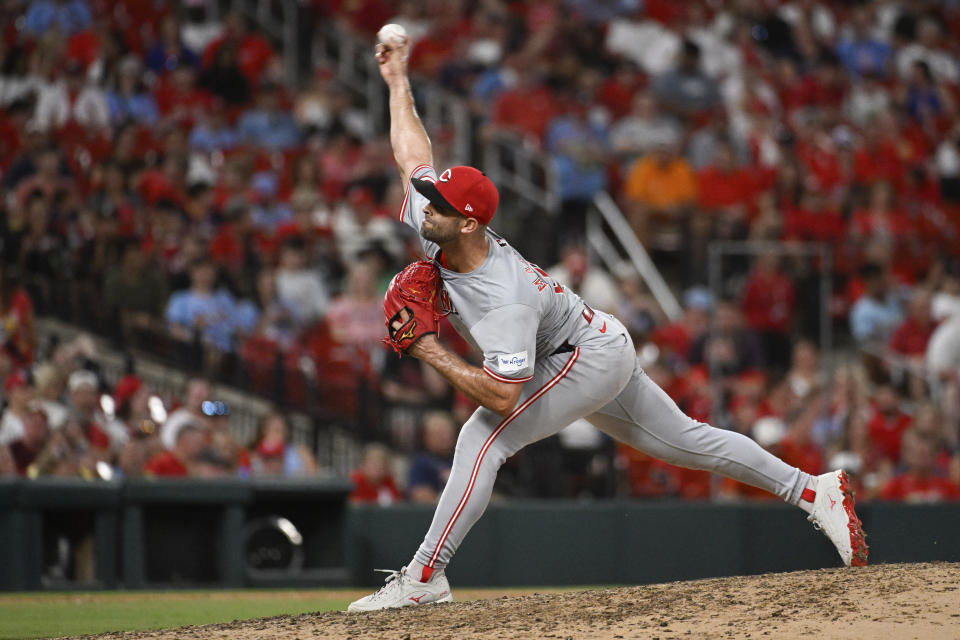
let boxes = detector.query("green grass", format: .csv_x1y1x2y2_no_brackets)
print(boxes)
0,591,353,640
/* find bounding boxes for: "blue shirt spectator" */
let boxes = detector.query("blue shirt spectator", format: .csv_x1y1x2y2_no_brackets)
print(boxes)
546,107,609,202
189,117,239,152
106,56,158,127
237,87,300,150
834,7,892,78
835,38,892,78
106,93,158,127
232,298,260,338
471,67,510,105
145,43,199,75
407,453,452,498
849,264,902,344
24,0,91,35
850,295,902,344
145,14,199,74
165,260,241,352
905,61,944,122
248,172,292,232
407,411,456,503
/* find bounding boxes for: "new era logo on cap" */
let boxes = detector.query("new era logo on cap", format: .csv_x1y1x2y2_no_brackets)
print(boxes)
412,166,499,225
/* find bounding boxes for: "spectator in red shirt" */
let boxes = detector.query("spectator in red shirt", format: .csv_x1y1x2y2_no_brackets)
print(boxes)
490,63,559,144
782,189,845,245
0,268,36,366
879,429,960,501
9,402,48,475
854,121,905,190
889,287,937,358
696,141,755,233
649,287,711,370
407,10,461,79
349,442,403,505
779,397,824,477
912,403,956,477
144,422,206,477
153,65,213,130
595,61,645,120
865,382,913,465
617,445,672,498
740,254,796,372
201,12,274,88
620,443,712,499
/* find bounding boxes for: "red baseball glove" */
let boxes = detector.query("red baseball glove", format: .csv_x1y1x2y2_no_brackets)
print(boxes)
383,259,447,355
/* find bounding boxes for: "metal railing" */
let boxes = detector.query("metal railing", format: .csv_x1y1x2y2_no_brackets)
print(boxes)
35,318,360,476
706,241,833,361
482,132,561,214
588,192,683,321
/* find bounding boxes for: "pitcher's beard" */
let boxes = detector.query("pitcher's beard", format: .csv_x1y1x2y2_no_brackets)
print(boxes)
420,222,459,244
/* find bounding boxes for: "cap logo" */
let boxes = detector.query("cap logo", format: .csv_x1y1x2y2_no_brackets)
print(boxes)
439,169,452,182
465,204,473,212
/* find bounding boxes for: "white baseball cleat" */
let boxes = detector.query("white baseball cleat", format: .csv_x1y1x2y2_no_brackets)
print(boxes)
347,566,453,612
807,470,869,567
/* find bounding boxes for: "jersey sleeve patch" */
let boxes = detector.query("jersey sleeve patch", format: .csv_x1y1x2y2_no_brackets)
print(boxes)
497,350,528,373
474,304,538,383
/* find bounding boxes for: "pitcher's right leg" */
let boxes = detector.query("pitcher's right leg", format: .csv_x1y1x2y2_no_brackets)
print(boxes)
587,364,808,503
586,363,867,566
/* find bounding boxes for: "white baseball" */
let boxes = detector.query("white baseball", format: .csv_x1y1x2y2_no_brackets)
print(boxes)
377,23,408,47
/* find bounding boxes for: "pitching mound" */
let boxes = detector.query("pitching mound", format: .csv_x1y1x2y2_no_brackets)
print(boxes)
83,562,958,640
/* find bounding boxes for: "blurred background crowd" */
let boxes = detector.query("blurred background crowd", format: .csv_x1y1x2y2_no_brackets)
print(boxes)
0,0,958,504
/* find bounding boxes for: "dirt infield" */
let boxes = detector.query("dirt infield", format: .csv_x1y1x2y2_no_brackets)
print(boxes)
79,562,958,640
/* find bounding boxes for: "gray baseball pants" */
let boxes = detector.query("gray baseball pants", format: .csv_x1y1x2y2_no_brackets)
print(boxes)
412,313,810,571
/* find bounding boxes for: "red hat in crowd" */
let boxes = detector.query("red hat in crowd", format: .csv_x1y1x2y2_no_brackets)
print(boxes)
113,375,144,411
4,370,28,393
256,440,285,459
412,166,499,226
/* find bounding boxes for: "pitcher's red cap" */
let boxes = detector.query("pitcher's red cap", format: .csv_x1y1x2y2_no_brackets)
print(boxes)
412,166,499,225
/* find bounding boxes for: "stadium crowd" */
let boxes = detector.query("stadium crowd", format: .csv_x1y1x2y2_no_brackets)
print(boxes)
0,0,958,502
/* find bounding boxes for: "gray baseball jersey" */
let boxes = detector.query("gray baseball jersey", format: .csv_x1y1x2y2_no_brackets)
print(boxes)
397,164,812,574
401,165,592,383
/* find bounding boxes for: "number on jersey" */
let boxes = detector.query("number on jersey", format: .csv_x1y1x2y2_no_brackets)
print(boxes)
524,262,563,294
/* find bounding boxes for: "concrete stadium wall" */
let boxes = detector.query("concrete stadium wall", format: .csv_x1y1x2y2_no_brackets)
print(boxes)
347,501,960,587
1,478,958,590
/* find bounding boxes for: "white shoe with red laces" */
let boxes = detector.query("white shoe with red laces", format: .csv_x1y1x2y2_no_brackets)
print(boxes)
347,567,453,612
807,470,869,567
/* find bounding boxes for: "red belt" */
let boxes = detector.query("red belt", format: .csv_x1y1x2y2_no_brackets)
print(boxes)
582,304,595,324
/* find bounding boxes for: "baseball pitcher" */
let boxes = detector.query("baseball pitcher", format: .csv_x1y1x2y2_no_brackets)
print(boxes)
348,33,868,613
